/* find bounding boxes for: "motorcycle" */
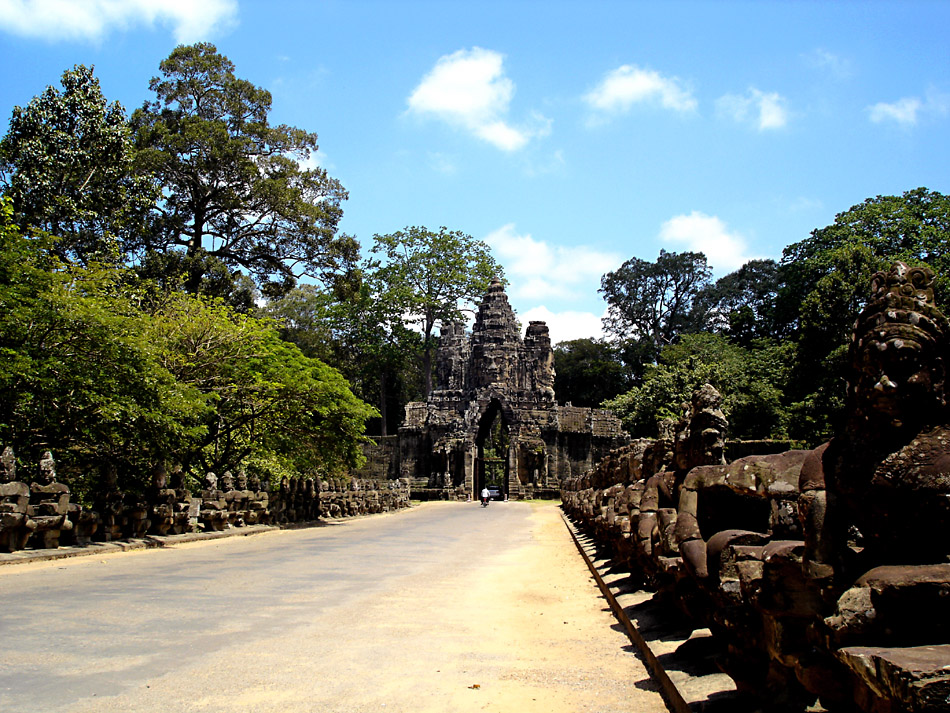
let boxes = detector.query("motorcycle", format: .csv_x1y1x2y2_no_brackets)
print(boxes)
481,494,490,507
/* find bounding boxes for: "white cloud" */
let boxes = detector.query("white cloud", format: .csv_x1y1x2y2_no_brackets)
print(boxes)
406,47,549,151
293,149,332,172
584,64,696,121
716,88,789,130
659,211,754,273
867,89,950,127
484,223,621,302
868,97,922,126
0,0,237,43
519,305,605,345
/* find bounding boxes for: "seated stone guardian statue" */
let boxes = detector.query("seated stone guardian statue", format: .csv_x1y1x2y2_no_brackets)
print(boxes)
0,447,34,552
27,451,73,549
199,472,228,531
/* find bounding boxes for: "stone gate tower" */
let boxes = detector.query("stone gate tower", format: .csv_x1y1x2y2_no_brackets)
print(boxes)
397,279,628,499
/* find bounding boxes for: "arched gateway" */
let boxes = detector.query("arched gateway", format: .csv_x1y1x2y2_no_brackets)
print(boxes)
391,279,629,500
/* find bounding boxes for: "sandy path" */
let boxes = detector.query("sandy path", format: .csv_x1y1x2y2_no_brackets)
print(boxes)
1,502,667,713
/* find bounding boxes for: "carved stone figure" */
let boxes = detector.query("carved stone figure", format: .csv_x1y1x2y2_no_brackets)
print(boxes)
562,262,950,713
147,463,177,535
27,451,73,549
0,447,33,552
93,463,125,542
199,472,228,531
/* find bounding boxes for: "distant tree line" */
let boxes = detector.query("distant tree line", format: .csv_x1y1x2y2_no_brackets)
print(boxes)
555,187,950,445
0,44,500,501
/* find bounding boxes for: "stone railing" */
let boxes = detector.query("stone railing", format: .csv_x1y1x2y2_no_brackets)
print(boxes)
0,447,411,554
561,263,950,713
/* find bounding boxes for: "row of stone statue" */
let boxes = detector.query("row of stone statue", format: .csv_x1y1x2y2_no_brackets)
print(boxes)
0,448,411,553
562,262,950,712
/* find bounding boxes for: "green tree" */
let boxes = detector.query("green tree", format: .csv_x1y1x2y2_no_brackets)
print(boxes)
553,338,633,407
148,294,377,476
0,65,155,264
132,43,355,295
689,259,782,346
603,333,795,441
779,187,950,324
0,199,208,499
775,188,950,441
370,226,502,396
599,249,712,364
269,280,423,436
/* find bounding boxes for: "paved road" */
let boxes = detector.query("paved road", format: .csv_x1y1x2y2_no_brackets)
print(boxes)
0,502,666,713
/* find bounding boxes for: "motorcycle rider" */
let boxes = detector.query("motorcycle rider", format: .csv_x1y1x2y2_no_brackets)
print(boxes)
480,486,490,506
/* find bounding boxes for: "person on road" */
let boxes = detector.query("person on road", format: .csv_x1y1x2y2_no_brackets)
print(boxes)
480,486,490,506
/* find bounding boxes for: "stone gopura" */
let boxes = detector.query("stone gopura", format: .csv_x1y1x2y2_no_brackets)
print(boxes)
392,279,628,499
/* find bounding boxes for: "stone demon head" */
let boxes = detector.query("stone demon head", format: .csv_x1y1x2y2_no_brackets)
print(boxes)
848,262,949,430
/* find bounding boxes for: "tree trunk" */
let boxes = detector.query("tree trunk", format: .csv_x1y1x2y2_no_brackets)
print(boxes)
423,317,434,397
423,345,433,397
379,370,388,437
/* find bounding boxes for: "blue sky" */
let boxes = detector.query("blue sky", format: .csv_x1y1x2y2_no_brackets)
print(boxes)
1,1,948,343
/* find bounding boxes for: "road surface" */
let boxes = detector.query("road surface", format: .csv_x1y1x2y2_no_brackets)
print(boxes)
0,501,668,713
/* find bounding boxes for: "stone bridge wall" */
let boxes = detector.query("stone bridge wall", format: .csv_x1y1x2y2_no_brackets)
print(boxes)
0,447,411,555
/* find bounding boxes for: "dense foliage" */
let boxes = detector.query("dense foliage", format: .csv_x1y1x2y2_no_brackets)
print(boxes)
0,48,509,496
553,338,634,408
0,199,375,499
0,65,156,264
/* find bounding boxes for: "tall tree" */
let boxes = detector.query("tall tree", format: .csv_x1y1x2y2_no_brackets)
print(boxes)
603,333,795,441
131,43,355,295
370,226,502,396
775,188,950,441
0,65,155,264
599,249,712,363
269,280,422,436
779,187,950,320
689,259,782,346
553,338,633,407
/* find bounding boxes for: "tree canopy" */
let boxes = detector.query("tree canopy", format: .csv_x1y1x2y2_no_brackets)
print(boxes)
600,188,950,444
0,198,374,498
132,43,355,295
553,338,633,408
600,249,711,363
0,65,155,264
370,226,502,396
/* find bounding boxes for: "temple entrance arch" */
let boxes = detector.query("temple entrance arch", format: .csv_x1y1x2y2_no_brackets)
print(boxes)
475,399,511,500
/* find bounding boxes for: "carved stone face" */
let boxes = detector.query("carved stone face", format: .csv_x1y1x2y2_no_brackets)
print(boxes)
236,471,248,490
248,474,261,492
850,263,948,429
170,467,186,490
151,464,168,489
220,471,235,491
38,451,56,485
204,472,218,490
1,446,15,483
